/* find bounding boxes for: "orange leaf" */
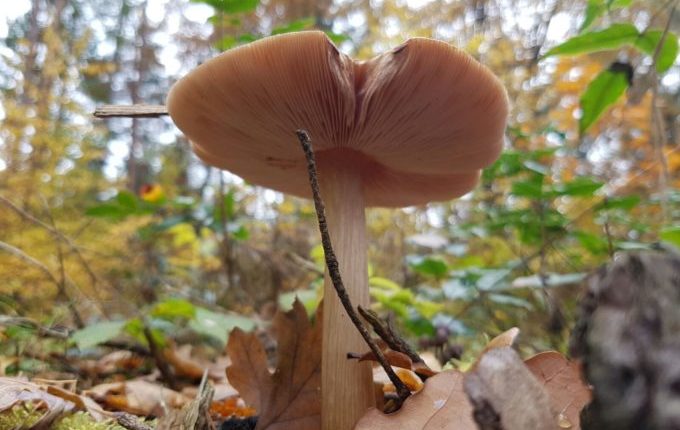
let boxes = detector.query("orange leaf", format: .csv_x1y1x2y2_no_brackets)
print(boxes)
470,327,519,370
226,299,321,430
210,397,257,418
358,349,413,370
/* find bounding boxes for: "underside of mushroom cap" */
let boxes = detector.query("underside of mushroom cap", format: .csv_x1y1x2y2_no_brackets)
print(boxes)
167,31,508,207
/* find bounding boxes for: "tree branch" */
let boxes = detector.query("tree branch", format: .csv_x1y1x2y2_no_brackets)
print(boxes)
93,104,168,118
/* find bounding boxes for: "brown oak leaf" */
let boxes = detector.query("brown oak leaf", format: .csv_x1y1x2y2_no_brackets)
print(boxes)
355,370,476,429
525,351,592,430
226,299,321,430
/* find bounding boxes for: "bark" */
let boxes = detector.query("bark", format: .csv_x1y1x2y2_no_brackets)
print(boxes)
570,248,680,430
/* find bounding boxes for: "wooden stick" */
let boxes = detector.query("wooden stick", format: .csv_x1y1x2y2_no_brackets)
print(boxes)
358,306,425,366
296,130,410,429
93,104,168,118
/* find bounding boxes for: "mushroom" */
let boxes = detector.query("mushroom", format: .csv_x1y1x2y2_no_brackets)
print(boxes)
167,31,508,430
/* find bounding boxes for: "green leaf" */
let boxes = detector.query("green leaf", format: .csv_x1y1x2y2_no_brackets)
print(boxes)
442,279,475,300
413,300,444,318
579,68,629,133
71,320,126,349
594,195,640,211
325,31,350,44
278,290,319,313
634,30,679,72
487,293,532,309
369,276,401,290
232,225,249,240
574,231,610,254
404,315,435,337
580,0,631,32
511,175,544,198
85,204,129,218
607,0,632,7
223,191,236,219
581,0,606,32
615,241,654,251
510,273,587,289
150,298,196,320
272,17,315,35
192,0,258,14
523,160,549,176
552,177,604,196
86,191,153,219
214,33,258,50
189,307,256,345
116,191,138,209
476,269,512,291
410,257,449,279
660,226,680,248
546,23,639,57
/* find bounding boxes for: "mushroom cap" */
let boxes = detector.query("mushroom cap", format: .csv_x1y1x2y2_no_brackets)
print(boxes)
167,31,508,207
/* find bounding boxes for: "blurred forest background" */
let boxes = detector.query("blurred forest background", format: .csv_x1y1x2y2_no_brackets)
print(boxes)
1,0,679,373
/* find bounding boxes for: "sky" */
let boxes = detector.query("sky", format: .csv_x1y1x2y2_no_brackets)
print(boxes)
0,0,31,38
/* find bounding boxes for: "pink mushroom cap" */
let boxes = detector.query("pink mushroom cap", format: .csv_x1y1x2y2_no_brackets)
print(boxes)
167,31,508,207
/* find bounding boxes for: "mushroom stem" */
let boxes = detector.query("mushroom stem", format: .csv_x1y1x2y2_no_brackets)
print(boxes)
318,160,375,430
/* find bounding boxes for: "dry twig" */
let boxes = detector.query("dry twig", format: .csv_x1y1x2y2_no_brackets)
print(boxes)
296,129,411,408
94,104,168,118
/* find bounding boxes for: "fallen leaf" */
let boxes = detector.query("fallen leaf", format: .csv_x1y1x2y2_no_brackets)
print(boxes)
45,385,109,421
226,299,321,430
94,350,145,375
464,347,556,430
356,343,437,379
486,327,520,350
382,368,424,393
85,379,189,416
470,327,520,371
163,343,206,380
355,370,476,429
0,377,74,428
525,351,591,429
210,397,257,419
357,349,413,371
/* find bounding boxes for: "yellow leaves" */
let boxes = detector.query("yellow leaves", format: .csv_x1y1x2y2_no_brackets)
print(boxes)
139,184,164,203
465,34,485,55
81,61,117,77
667,149,680,172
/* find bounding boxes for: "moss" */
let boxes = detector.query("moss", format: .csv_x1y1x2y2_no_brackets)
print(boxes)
0,402,42,429
0,404,155,429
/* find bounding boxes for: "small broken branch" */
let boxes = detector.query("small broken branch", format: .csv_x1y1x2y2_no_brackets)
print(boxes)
143,325,178,391
93,104,168,118
358,306,424,366
115,412,154,430
296,129,411,407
